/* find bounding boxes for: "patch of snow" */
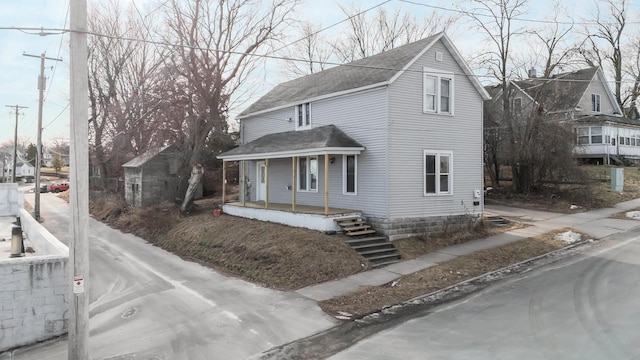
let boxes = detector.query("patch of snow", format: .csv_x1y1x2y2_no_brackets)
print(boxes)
338,311,352,317
335,315,351,320
625,211,640,220
570,204,580,210
391,280,400,287
554,231,582,244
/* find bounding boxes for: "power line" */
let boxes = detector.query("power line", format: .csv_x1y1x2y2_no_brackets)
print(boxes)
44,2,70,103
272,0,392,54
398,0,640,25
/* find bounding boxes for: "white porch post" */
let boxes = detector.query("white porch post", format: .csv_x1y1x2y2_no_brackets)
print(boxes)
222,161,226,204
241,160,246,206
292,157,297,212
265,158,269,209
324,154,329,215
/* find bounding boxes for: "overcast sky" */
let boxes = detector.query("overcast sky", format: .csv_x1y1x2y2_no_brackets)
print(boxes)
0,0,633,146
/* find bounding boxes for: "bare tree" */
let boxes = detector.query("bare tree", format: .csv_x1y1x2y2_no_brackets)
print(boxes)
281,21,333,78
464,0,531,191
88,0,167,186
579,0,627,111
520,1,576,78
161,0,298,211
627,36,640,118
333,5,456,63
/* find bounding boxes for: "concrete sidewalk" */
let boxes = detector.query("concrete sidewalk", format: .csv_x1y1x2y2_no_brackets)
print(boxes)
296,199,640,301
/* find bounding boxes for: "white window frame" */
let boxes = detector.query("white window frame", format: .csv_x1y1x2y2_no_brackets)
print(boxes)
423,68,454,115
342,154,357,195
295,103,311,130
592,94,601,112
423,150,453,196
297,156,318,192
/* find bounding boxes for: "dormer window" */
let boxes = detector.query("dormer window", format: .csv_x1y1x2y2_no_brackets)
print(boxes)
296,103,311,129
591,94,601,112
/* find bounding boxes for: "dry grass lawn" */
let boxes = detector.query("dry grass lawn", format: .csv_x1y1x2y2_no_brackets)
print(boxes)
319,229,584,319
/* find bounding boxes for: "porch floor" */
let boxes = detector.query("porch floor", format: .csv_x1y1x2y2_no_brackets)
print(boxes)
225,201,358,216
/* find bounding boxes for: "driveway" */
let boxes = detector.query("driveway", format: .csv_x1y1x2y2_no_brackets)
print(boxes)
13,193,334,359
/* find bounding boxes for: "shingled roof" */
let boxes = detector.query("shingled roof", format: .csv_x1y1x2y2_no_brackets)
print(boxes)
122,144,178,168
513,68,599,112
239,32,489,118
217,125,364,161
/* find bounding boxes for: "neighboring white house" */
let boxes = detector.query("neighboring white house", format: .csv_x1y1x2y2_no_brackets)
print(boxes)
2,156,35,181
485,67,638,165
218,32,490,240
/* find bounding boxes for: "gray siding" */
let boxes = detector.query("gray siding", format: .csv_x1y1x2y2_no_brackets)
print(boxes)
387,39,484,219
240,88,389,217
577,72,617,116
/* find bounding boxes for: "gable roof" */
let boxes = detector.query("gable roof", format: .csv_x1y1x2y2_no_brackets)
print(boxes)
511,67,623,114
217,125,365,161
239,32,490,119
122,144,178,168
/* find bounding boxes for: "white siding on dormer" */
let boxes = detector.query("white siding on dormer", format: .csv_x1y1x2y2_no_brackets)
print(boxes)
387,39,484,219
577,72,618,116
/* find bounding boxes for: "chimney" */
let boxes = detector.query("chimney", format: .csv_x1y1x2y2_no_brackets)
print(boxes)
528,68,537,78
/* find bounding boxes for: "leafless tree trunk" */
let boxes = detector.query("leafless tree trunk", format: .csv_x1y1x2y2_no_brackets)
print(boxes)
161,0,298,207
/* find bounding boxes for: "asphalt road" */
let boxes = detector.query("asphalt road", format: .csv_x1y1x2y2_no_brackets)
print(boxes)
329,229,640,360
11,191,335,360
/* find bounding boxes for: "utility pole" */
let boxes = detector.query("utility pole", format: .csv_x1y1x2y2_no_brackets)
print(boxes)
5,105,28,183
23,53,62,221
69,0,90,358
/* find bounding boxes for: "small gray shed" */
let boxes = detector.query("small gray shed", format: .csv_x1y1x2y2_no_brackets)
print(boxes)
122,145,182,207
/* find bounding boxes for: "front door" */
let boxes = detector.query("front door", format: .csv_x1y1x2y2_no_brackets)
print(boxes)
256,161,267,201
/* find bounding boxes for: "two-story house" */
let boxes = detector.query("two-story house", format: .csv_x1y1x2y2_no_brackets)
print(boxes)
218,32,490,240
485,67,639,165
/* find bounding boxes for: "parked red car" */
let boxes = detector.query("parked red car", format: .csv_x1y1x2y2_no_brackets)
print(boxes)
48,183,69,193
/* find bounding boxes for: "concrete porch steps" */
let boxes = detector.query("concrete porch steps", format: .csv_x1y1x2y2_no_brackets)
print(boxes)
335,215,401,267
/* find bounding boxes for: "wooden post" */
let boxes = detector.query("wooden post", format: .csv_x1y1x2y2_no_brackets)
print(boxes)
69,0,90,358
324,154,329,215
241,160,246,206
265,158,269,208
292,157,296,212
221,161,226,204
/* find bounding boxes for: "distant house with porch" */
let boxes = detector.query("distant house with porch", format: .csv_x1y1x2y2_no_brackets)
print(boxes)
484,67,639,165
122,145,183,207
218,32,490,240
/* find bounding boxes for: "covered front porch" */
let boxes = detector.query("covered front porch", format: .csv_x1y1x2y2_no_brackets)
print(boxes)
217,125,366,231
222,201,360,232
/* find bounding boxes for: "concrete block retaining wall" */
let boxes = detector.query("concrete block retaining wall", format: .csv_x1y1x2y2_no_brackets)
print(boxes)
0,256,69,351
368,214,481,241
0,186,69,352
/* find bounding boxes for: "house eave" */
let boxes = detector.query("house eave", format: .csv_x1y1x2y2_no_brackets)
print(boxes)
218,146,366,161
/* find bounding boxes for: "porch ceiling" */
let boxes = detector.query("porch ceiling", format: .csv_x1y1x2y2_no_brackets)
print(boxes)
217,124,365,161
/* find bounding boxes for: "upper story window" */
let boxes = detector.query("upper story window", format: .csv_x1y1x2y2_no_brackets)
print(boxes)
591,94,601,112
296,103,311,130
513,97,522,114
423,69,454,115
